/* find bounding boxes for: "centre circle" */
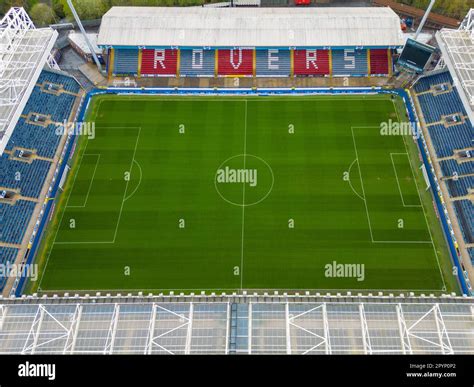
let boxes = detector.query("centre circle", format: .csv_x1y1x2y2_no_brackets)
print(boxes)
214,154,274,207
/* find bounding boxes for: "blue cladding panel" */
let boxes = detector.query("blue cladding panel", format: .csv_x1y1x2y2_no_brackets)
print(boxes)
114,49,138,74
332,49,368,76
180,49,215,77
256,49,291,77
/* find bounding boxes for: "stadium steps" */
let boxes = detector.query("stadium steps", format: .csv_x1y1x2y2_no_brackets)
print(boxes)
0,242,21,249
449,192,474,201
442,173,474,180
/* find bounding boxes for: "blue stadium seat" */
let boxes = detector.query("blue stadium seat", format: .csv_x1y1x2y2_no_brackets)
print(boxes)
0,69,80,261
414,71,452,94
37,70,81,94
469,248,474,265
439,159,474,177
332,49,368,76
453,200,474,244
0,201,36,244
418,92,468,124
23,88,77,123
113,49,139,74
180,49,215,77
427,123,473,158
6,118,62,159
0,154,51,198
0,247,19,291
415,71,474,263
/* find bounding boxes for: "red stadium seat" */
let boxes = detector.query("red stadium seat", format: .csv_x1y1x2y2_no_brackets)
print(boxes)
141,49,178,76
217,49,253,76
293,49,330,76
369,49,389,75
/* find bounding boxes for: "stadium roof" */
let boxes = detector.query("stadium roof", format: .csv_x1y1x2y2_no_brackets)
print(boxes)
1,294,473,354
0,7,58,155
68,32,101,55
436,9,474,120
97,7,405,49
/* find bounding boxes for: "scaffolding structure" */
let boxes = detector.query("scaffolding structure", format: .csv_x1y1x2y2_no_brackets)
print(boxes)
0,295,473,354
0,7,58,155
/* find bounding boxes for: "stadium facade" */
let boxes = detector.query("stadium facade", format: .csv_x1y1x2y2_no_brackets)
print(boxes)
97,7,404,78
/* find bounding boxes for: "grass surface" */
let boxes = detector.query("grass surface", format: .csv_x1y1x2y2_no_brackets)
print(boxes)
34,94,458,293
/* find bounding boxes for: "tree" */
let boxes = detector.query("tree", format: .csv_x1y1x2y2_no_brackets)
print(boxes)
0,0,38,18
52,0,65,19
29,3,55,26
62,0,109,20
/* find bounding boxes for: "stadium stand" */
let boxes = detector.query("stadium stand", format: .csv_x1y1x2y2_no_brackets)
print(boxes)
414,70,474,251
414,71,473,157
38,71,81,94
180,49,215,77
0,247,18,291
440,160,474,197
440,159,474,177
453,200,474,244
141,49,178,76
218,49,253,76
0,154,50,198
369,49,390,75
293,49,330,76
469,248,474,265
446,178,474,197
418,92,468,124
6,118,61,159
23,87,77,123
0,69,80,255
111,47,395,78
331,49,368,76
413,71,453,94
0,200,36,244
428,123,473,158
102,8,403,79
113,48,139,75
256,49,291,77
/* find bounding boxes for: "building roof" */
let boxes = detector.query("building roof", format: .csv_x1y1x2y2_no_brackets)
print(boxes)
97,6,405,48
0,8,58,155
1,294,473,354
68,32,101,55
436,9,474,120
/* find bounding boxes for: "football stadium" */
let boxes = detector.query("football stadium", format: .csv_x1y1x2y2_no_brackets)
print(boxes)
0,4,473,355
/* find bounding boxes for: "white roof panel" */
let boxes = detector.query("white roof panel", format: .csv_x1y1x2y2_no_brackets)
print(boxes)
97,6,404,48
0,8,58,155
1,296,474,354
436,10,474,119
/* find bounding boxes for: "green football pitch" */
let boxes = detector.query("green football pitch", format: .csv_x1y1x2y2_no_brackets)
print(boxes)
33,94,458,293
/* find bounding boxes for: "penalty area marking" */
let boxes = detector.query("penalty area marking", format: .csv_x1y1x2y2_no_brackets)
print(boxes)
390,152,422,208
52,127,142,246
351,126,432,245
66,153,101,209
